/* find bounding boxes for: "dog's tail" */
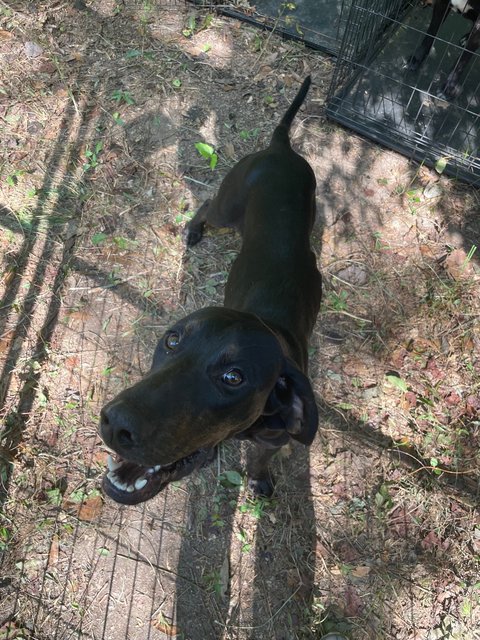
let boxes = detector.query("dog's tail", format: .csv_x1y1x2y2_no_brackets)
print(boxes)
270,75,311,147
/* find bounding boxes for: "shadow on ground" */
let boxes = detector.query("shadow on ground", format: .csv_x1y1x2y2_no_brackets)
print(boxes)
0,2,479,640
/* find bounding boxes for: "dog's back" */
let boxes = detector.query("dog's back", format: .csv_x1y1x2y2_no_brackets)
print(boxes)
221,78,320,367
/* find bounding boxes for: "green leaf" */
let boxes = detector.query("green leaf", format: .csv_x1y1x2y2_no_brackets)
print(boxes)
236,529,247,543
336,402,354,410
386,375,408,392
195,142,214,158
219,470,243,487
172,78,182,88
209,153,218,170
113,236,129,250
46,488,62,506
375,491,384,508
125,49,142,58
92,232,107,246
435,157,448,174
112,112,125,125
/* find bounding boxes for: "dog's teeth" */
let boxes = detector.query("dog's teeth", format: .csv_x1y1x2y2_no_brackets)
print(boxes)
135,477,148,491
126,485,135,493
107,454,122,472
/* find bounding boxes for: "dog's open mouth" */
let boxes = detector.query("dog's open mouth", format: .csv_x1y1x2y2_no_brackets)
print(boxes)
102,447,216,505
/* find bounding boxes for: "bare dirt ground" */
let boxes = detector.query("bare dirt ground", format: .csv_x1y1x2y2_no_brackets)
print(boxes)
0,2,479,639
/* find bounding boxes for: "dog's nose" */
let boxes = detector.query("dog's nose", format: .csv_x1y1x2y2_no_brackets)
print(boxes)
100,401,139,450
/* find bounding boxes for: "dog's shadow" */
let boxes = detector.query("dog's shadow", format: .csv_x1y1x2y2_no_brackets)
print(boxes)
172,210,325,638
174,440,317,638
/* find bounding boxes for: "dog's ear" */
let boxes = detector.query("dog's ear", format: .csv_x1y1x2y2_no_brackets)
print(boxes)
263,360,318,445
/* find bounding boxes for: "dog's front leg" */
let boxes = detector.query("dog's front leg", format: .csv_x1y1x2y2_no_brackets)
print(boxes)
406,1,451,71
184,199,211,246
246,444,281,497
442,20,480,97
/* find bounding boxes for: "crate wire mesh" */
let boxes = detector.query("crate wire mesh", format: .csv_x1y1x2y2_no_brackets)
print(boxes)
192,0,352,55
327,0,480,184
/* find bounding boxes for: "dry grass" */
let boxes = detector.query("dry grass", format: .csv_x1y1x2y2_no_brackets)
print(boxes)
0,1,479,639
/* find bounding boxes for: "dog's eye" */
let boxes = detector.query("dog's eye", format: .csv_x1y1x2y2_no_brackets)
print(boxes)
165,331,180,350
222,369,244,386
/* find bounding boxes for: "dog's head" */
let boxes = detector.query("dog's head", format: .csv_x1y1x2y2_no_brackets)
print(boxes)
99,307,318,504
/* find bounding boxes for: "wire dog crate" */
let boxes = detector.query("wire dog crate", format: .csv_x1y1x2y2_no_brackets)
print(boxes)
192,0,351,55
326,0,480,185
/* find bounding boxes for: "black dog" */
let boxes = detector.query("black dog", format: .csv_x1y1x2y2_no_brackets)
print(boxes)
99,77,321,505
406,0,480,98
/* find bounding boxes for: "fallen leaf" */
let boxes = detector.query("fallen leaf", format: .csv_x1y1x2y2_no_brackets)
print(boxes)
407,337,439,354
419,244,436,257
445,391,461,406
151,612,179,637
401,391,417,410
253,65,273,82
223,141,235,160
63,495,103,521
425,357,444,382
465,396,480,417
48,534,60,567
385,374,408,393
2,269,16,287
0,29,13,40
351,565,371,578
336,264,368,286
39,61,57,74
444,248,474,280
388,505,415,538
334,541,361,563
423,182,443,199
389,347,407,369
434,157,448,174
344,584,363,616
263,52,278,65
0,329,14,354
421,530,442,551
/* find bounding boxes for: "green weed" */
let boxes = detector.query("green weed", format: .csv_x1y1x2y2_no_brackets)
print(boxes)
83,141,103,172
195,142,218,170
238,495,272,519
111,89,134,105
236,528,252,553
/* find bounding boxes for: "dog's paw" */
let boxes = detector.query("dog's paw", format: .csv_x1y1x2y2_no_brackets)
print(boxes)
247,477,274,498
404,55,421,72
439,79,460,101
183,223,204,247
